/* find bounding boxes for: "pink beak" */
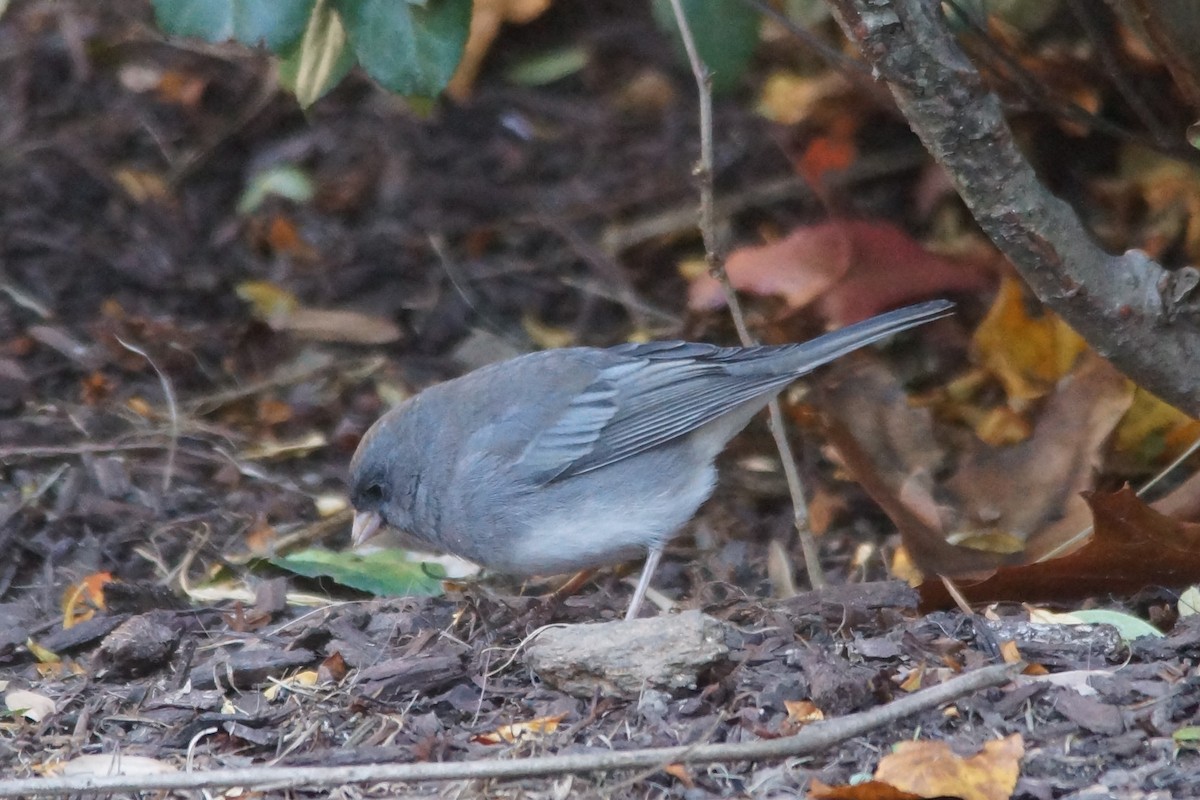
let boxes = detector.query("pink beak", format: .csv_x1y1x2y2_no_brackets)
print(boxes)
351,510,383,546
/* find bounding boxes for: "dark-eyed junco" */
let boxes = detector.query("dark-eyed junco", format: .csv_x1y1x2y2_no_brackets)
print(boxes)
350,300,953,619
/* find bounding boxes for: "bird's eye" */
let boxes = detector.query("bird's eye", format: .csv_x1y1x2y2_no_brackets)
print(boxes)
357,482,385,507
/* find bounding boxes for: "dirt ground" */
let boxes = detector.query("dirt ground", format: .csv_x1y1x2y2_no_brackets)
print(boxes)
2,2,1200,798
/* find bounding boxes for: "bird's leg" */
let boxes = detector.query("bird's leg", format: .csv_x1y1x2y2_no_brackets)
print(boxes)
624,546,663,621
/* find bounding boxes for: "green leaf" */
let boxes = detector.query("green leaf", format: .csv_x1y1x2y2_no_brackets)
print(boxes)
1071,609,1164,641
505,45,589,87
152,0,318,51
334,0,471,98
277,0,357,108
651,0,760,94
237,164,315,214
271,548,445,596
1174,725,1200,745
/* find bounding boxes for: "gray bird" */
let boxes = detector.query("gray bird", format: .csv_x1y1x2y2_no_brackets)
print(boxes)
350,299,953,620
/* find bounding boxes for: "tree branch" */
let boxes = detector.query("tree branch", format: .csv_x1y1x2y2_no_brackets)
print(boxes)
825,0,1200,415
0,662,1015,797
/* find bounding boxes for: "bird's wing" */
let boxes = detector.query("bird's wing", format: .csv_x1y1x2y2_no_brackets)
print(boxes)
516,300,954,482
516,341,792,481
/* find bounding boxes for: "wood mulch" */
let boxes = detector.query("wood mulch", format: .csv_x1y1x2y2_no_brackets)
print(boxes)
2,3,1198,797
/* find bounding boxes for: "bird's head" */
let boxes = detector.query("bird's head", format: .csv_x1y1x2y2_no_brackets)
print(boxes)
348,404,421,546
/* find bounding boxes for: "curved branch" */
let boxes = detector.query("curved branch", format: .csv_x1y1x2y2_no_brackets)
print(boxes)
826,0,1200,415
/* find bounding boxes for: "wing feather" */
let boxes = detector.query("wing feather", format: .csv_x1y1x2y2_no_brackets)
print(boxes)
517,300,953,482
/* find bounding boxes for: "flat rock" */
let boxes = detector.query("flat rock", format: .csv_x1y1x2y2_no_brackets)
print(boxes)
525,610,730,697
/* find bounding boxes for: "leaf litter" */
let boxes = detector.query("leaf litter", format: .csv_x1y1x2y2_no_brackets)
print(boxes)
3,2,1200,798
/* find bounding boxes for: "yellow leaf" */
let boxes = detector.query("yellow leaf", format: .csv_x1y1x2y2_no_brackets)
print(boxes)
236,280,299,321
1114,387,1200,464
875,734,1024,800
973,276,1087,403
521,315,574,349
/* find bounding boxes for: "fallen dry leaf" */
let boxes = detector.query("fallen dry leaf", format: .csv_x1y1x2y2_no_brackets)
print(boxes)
873,734,1023,800
783,698,824,726
62,572,112,629
946,353,1133,562
446,0,552,100
688,219,995,325
972,275,1088,404
5,689,57,722
821,353,1132,589
471,713,566,745
920,487,1200,608
1152,469,1200,522
237,280,401,345
54,754,178,777
1113,386,1200,468
808,778,924,799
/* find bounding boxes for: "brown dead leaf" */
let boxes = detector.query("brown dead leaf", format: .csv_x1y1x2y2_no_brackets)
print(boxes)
921,487,1200,609
821,353,1132,588
237,281,401,345
62,573,112,628
808,778,924,799
663,763,695,788
783,698,823,727
823,411,1004,582
279,308,402,345
319,651,347,683
873,734,1023,800
807,486,848,535
471,713,566,745
688,219,995,325
821,361,1001,580
446,0,552,100
947,354,1133,563
80,371,113,405
156,69,207,108
1153,470,1200,523
265,214,319,262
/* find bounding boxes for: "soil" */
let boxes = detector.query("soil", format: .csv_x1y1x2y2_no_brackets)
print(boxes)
2,3,1199,798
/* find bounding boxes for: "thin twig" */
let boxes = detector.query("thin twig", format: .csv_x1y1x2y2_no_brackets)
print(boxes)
115,336,179,493
0,662,1015,797
942,0,1193,161
664,0,824,588
737,0,869,77
1061,0,1172,147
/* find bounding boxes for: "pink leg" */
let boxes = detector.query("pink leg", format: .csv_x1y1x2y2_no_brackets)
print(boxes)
624,546,664,621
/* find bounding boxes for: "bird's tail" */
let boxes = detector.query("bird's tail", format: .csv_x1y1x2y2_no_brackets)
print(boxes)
731,299,955,377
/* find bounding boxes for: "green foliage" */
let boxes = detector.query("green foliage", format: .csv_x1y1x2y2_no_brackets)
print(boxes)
651,0,760,94
152,0,471,105
1070,609,1164,642
272,548,446,596
151,0,315,51
337,0,472,98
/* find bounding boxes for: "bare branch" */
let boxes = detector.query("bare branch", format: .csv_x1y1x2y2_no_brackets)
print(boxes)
665,0,825,588
0,662,1016,797
825,0,1200,416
